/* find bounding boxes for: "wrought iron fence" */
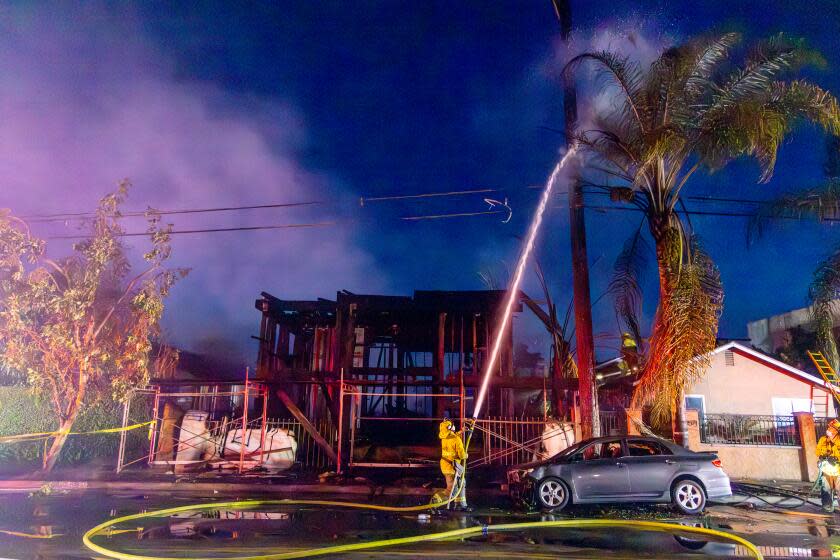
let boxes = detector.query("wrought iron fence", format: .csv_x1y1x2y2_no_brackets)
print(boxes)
474,417,571,466
265,418,337,471
599,410,627,436
700,414,800,446
815,417,836,441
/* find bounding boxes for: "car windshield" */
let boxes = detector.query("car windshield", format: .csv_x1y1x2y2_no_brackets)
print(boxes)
551,440,586,459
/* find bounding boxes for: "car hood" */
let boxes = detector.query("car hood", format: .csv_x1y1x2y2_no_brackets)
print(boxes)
507,456,558,471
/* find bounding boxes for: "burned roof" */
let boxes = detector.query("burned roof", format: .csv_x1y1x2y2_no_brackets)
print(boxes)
257,289,520,321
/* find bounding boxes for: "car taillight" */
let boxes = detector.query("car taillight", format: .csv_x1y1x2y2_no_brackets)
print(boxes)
712,459,722,468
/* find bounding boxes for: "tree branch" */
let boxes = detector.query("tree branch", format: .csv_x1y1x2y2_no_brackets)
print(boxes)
87,266,157,344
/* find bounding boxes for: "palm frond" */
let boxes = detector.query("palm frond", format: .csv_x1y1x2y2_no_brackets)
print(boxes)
746,33,825,74
638,126,689,190
632,237,722,425
701,50,796,126
699,35,829,135
770,81,840,136
684,32,742,99
699,35,815,121
609,221,650,349
700,90,839,183
748,179,840,242
574,129,639,167
532,259,577,381
809,245,840,372
564,51,648,133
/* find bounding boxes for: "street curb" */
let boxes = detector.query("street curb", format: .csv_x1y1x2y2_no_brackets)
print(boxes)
0,479,505,497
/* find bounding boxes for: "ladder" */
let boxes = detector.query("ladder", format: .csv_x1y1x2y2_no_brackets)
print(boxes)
807,350,840,415
813,389,831,418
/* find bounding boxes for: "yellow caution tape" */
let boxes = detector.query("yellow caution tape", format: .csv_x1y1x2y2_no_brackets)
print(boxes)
82,499,764,560
0,529,64,539
0,421,155,444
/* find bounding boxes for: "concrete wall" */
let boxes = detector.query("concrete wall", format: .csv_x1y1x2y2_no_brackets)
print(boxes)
691,442,804,480
686,348,835,417
684,410,817,481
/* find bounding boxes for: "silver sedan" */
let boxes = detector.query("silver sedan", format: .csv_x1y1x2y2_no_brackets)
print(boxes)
507,436,732,514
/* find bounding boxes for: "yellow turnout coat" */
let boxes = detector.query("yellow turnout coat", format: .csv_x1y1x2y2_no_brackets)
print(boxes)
439,420,467,475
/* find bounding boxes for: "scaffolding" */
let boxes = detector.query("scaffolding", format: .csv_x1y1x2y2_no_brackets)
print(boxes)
337,368,578,470
116,377,270,474
340,368,467,470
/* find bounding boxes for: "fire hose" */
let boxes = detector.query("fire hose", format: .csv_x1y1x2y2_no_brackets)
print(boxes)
77,148,762,560
82,499,765,560
82,152,762,558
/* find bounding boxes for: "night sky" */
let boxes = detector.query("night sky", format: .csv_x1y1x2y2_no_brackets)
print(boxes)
2,1,840,368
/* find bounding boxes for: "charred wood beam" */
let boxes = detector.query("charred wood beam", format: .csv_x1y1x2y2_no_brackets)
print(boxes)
271,374,575,390
276,388,337,463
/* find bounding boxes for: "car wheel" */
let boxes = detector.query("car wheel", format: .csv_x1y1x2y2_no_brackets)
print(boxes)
672,479,706,514
673,534,708,551
536,477,570,512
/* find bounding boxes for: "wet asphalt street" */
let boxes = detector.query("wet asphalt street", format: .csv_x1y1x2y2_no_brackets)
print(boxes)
0,490,837,559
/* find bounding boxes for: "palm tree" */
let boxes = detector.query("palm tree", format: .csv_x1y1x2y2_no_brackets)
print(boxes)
564,33,840,431
750,135,840,371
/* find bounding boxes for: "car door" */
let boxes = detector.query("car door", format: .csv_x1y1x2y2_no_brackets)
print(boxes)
624,438,680,497
569,439,631,499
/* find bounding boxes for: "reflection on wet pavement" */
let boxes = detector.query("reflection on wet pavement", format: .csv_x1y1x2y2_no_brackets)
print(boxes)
1,491,839,559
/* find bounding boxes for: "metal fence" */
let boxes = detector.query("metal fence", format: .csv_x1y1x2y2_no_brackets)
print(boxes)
474,417,566,466
815,417,836,441
700,414,800,446
265,418,337,471
599,410,627,436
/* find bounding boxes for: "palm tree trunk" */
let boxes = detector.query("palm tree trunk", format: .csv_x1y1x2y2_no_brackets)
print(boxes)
632,218,686,441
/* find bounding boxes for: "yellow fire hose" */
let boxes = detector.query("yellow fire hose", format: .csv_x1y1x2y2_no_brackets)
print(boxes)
76,400,760,560
82,498,765,560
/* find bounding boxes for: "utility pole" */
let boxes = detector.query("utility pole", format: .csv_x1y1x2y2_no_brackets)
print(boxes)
552,0,598,438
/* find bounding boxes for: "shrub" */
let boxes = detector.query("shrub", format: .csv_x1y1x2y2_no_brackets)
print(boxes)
0,386,150,468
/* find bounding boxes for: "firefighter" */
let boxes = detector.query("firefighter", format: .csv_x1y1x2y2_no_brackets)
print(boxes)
619,332,640,374
439,416,468,511
817,418,840,512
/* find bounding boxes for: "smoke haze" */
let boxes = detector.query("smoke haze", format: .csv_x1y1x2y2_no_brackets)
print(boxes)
0,5,384,367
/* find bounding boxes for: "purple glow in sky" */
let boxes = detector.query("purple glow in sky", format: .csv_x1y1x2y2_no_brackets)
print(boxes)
0,6,383,366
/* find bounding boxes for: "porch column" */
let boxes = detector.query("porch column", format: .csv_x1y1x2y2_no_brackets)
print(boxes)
684,409,701,450
794,411,818,482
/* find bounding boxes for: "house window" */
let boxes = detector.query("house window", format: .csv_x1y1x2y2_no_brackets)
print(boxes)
724,350,735,366
685,394,706,417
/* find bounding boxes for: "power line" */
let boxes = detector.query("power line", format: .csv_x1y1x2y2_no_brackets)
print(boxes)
18,187,504,224
685,195,765,205
23,200,324,223
401,210,504,221
579,204,840,222
360,188,499,205
579,189,771,207
48,222,336,239
9,183,823,237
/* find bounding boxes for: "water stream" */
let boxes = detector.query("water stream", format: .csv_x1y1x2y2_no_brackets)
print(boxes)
473,148,577,420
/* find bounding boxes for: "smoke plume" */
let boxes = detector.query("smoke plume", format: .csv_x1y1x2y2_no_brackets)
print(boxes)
0,5,383,366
